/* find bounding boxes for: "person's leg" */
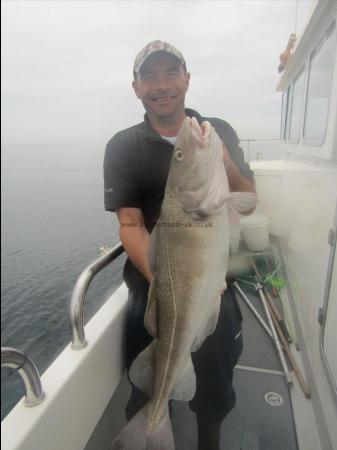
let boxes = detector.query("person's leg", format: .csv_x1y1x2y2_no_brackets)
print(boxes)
125,287,152,370
125,382,149,421
196,415,222,450
125,287,152,420
190,285,243,450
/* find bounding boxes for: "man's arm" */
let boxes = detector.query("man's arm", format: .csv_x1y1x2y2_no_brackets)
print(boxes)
117,207,153,284
222,144,257,215
222,144,256,194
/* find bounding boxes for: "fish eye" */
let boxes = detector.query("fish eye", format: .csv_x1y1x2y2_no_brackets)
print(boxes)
175,150,184,161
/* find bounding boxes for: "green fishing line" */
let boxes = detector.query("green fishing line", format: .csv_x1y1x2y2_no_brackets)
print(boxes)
268,277,285,290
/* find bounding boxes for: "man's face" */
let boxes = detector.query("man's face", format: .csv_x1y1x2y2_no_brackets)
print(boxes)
132,52,190,122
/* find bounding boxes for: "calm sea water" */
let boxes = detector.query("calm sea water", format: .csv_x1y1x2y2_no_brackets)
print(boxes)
1,142,126,420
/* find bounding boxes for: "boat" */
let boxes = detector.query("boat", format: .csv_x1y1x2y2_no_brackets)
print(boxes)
2,1,337,448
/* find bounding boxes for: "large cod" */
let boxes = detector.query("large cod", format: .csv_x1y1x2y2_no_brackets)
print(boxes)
111,117,257,450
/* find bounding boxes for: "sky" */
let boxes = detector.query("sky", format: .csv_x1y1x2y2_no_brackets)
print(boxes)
2,0,318,145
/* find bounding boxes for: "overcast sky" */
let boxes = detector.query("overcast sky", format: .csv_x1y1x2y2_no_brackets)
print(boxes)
2,0,317,145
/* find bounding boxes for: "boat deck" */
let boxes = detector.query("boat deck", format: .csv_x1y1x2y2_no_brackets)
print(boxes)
171,280,299,450
85,257,299,450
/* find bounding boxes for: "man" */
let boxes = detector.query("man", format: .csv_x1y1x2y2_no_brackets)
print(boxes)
104,40,256,450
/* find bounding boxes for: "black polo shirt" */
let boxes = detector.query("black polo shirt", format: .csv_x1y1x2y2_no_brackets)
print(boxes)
104,108,254,289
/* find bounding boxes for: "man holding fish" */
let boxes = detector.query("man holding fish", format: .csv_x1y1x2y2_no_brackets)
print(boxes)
104,40,257,450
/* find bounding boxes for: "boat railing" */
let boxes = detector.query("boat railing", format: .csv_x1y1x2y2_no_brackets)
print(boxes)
1,347,45,407
70,242,125,350
240,138,281,161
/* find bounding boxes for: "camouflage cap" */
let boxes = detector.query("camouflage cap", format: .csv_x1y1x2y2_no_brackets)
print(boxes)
133,40,186,75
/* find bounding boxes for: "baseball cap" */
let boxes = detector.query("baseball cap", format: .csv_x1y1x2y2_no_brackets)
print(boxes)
133,40,186,75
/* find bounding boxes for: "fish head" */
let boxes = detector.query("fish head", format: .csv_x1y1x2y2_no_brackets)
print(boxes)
167,116,230,217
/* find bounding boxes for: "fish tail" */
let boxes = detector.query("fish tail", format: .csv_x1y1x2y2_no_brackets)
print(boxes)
110,405,175,450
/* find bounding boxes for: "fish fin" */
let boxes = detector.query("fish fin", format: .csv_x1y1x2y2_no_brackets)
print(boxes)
129,342,155,397
196,168,229,216
192,299,221,351
228,192,257,213
110,405,175,450
144,281,158,337
170,356,196,401
148,226,158,274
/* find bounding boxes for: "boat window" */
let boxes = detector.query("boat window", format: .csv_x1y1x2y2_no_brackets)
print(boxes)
303,21,336,144
288,67,306,143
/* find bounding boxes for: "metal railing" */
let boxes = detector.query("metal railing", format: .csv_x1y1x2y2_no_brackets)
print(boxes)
1,347,45,407
70,242,125,350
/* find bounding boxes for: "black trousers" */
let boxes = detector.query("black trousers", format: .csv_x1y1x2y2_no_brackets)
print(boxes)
125,282,243,423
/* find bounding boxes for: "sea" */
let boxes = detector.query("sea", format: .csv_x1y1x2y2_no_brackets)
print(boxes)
1,138,282,421
1,141,126,420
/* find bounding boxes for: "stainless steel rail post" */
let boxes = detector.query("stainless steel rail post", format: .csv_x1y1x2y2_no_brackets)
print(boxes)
70,243,125,350
1,347,45,407
233,282,273,341
255,282,293,385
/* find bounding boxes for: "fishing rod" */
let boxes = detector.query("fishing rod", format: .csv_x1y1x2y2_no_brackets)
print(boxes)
249,257,311,397
233,281,273,342
252,274,293,385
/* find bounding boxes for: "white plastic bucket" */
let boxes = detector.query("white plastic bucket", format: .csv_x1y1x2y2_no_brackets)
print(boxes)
239,213,270,251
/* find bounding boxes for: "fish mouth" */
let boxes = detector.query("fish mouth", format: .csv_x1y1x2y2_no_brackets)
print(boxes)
188,117,211,146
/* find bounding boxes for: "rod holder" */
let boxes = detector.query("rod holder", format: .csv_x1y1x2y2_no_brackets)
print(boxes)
1,347,45,407
70,243,124,349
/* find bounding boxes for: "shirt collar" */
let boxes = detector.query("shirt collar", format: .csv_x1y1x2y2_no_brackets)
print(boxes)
140,108,203,143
